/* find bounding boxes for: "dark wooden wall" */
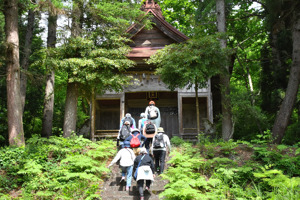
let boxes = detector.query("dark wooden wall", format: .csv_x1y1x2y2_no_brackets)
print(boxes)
182,97,207,133
126,92,178,138
129,26,176,47
96,100,120,130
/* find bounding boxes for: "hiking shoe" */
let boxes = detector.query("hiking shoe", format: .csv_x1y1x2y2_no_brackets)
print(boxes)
120,177,125,183
140,197,144,200
126,186,130,191
145,186,149,191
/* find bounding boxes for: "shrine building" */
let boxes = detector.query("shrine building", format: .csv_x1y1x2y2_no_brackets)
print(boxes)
90,0,221,140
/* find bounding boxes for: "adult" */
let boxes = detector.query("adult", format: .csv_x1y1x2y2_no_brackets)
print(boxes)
124,128,147,155
152,127,171,175
120,113,136,129
138,113,147,133
108,141,136,191
133,147,155,200
143,120,157,154
117,120,131,149
144,101,161,128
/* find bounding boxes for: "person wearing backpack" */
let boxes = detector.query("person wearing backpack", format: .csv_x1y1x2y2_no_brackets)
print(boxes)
124,128,147,155
138,113,147,133
120,113,136,129
117,120,132,149
144,101,161,128
108,141,135,191
152,127,171,175
143,119,157,153
133,147,155,200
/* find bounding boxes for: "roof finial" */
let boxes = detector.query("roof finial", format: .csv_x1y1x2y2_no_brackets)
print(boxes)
141,0,164,19
143,0,155,9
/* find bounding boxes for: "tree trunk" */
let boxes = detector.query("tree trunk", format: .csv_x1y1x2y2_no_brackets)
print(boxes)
5,0,25,146
63,82,79,137
41,14,57,138
62,0,82,137
272,13,300,144
216,0,233,141
20,8,35,112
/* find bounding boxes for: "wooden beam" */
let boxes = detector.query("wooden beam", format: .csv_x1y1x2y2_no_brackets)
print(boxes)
178,93,183,137
91,91,95,141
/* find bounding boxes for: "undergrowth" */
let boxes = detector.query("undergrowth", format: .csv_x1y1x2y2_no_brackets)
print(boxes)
160,135,300,200
0,134,115,199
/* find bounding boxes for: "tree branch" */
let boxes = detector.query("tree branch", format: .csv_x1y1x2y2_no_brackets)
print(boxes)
233,30,264,50
228,13,264,21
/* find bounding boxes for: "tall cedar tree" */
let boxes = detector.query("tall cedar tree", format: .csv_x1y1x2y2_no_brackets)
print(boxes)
41,13,58,138
4,0,25,146
20,2,35,112
216,0,233,141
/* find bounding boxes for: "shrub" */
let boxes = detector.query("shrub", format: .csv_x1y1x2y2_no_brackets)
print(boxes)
0,135,115,199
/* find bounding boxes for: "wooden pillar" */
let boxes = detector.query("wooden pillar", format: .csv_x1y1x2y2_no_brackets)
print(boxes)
90,91,95,141
208,79,213,123
178,93,183,137
120,93,125,121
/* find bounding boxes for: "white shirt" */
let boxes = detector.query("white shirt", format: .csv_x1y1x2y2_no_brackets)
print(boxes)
109,148,136,167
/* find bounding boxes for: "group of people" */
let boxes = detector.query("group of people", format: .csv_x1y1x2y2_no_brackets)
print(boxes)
108,101,171,200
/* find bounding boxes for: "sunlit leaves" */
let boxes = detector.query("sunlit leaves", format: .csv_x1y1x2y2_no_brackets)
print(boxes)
147,35,231,91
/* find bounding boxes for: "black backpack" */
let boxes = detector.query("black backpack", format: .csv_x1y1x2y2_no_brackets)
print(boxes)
153,133,165,148
124,116,133,126
145,120,155,134
120,124,131,140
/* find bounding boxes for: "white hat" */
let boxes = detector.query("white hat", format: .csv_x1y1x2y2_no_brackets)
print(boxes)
139,147,147,154
131,128,140,133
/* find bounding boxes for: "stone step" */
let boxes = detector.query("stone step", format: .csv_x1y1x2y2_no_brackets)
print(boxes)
100,154,170,200
102,185,166,193
101,190,160,200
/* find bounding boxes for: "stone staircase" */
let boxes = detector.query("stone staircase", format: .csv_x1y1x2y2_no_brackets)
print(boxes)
100,156,169,200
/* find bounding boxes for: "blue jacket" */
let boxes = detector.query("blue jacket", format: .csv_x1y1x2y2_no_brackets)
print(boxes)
124,132,147,147
120,117,136,129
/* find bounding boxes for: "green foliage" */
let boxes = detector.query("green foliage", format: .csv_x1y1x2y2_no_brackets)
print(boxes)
156,0,199,36
148,35,230,91
170,136,185,146
283,121,300,145
161,139,300,200
0,135,115,199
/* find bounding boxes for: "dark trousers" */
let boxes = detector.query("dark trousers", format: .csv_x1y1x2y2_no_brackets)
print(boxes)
144,138,153,152
153,150,166,174
137,180,151,197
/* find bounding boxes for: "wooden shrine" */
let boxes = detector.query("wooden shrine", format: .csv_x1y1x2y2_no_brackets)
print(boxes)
90,0,221,140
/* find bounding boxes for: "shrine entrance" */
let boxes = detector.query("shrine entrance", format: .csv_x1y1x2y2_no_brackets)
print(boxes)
125,91,178,138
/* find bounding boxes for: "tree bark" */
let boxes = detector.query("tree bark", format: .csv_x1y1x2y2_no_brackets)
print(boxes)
41,14,57,138
272,12,300,144
5,0,25,146
20,7,35,112
62,0,83,137
63,82,79,137
216,0,233,141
